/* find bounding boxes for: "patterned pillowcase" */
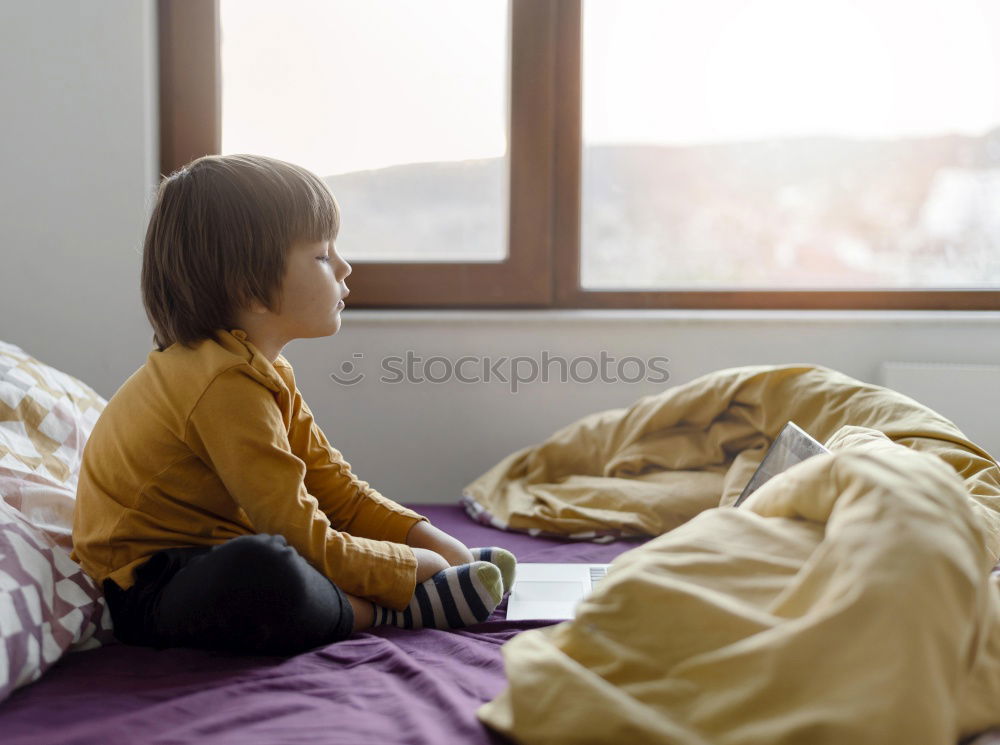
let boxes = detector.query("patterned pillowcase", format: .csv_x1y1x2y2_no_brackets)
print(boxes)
0,340,105,549
0,498,113,702
0,340,116,704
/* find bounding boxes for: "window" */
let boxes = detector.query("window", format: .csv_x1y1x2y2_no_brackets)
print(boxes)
158,0,1000,309
579,0,1000,294
220,0,509,265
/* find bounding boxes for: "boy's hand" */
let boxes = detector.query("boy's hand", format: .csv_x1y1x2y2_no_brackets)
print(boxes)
405,520,474,567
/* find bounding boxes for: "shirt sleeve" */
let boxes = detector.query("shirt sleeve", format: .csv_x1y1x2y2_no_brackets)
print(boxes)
286,387,430,545
183,366,418,610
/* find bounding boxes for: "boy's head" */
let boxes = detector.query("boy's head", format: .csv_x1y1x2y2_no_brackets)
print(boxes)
141,153,342,351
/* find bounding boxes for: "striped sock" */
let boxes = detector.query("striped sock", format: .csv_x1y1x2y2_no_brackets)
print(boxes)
469,546,517,595
370,561,503,630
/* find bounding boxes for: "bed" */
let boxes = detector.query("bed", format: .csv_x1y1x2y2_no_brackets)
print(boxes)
5,340,1000,744
1,338,620,744
1,502,640,745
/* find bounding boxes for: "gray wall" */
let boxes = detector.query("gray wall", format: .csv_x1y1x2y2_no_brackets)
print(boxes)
2,2,998,505
0,1,157,389
287,310,1000,502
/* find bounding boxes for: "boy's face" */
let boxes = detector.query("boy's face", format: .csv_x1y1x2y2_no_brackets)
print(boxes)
270,238,351,340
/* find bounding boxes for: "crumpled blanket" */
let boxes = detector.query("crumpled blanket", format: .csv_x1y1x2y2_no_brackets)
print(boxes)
469,365,1000,744
462,364,1000,558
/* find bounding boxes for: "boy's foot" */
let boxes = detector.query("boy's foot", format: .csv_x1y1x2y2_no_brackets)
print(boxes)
469,546,517,595
371,561,502,629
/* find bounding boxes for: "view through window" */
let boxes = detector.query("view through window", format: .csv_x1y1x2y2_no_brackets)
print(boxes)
219,0,509,263
581,0,1000,290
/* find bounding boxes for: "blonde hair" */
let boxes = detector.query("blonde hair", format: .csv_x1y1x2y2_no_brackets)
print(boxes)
140,154,341,351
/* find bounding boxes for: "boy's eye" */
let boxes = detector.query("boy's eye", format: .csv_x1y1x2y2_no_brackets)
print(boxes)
317,255,330,262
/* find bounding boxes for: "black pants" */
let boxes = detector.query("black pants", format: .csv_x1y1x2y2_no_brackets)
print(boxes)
103,533,355,655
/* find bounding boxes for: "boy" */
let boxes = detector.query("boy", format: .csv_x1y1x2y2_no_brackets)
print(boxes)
71,154,515,655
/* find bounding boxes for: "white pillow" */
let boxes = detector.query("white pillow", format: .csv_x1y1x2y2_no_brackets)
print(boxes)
0,340,115,704
0,498,113,703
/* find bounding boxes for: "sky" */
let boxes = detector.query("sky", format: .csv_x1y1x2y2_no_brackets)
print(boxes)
220,0,1000,177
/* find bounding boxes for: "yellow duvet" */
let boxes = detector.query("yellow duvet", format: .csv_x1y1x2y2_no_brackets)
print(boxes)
469,365,1000,744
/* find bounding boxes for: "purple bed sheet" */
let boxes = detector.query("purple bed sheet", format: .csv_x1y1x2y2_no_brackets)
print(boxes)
0,504,648,745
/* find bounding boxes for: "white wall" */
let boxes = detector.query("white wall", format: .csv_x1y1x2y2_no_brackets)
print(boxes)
286,310,1000,503
0,1,158,390
1,3,998,505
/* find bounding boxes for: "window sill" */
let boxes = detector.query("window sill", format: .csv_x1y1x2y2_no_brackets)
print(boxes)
340,308,1000,324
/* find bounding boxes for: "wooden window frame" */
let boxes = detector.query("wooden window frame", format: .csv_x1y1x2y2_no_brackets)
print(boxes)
158,0,1000,310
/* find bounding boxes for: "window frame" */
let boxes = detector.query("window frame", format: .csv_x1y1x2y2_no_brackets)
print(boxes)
157,0,1000,310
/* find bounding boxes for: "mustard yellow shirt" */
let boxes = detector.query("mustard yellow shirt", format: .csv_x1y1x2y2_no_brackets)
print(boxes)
70,329,428,610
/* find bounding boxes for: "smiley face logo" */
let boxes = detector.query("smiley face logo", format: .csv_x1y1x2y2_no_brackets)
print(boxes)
329,353,365,386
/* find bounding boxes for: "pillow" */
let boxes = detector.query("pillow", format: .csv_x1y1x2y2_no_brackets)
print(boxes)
0,340,105,549
0,340,114,704
0,497,113,703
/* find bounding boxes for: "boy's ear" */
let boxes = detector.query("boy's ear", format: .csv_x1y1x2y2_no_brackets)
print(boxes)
245,297,270,315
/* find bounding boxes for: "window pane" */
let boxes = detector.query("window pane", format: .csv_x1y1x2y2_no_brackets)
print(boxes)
220,0,509,262
581,0,1000,289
